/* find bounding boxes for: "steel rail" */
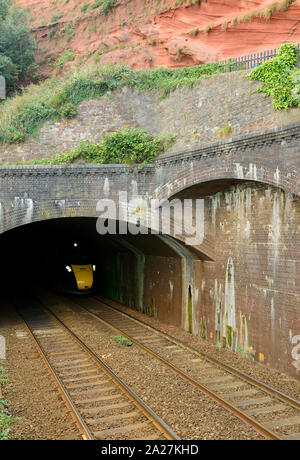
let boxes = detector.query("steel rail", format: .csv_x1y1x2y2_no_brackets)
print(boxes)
37,303,179,441
94,295,300,411
17,309,94,440
71,297,286,440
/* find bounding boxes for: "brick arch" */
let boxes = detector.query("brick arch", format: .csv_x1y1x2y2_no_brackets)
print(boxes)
153,158,300,203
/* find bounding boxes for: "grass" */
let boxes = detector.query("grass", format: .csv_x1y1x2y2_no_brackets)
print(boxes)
203,0,296,34
114,335,133,346
0,61,226,146
0,365,8,386
51,12,64,22
188,28,199,36
217,124,232,139
0,363,15,440
55,49,76,68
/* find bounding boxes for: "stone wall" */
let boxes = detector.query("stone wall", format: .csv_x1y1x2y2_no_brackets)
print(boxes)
191,182,300,378
2,70,300,163
0,117,300,378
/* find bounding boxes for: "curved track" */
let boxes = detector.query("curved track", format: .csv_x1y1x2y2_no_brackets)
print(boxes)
17,300,179,441
73,295,300,441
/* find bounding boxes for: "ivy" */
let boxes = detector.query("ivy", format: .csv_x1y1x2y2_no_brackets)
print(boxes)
247,43,299,109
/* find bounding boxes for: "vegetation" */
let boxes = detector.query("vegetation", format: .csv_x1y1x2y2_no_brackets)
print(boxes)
188,28,199,36
0,363,15,440
0,61,226,145
0,364,8,386
0,399,14,440
203,0,296,35
0,0,36,93
114,335,133,346
217,124,232,139
1,40,299,150
51,12,64,23
24,127,176,165
248,43,299,109
91,0,117,15
55,49,76,69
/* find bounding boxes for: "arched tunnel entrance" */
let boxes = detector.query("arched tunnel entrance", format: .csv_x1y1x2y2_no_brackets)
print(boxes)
0,175,299,378
0,217,192,330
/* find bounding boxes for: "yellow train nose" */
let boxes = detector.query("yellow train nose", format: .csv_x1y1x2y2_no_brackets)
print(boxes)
71,265,93,291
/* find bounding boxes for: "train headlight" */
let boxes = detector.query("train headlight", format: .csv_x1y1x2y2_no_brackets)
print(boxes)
66,265,72,272
93,265,96,272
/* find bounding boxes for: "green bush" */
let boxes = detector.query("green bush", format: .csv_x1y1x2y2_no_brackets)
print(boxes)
81,3,89,13
91,0,117,14
59,102,77,118
0,0,36,92
29,127,176,165
248,43,299,109
55,49,76,68
51,13,64,22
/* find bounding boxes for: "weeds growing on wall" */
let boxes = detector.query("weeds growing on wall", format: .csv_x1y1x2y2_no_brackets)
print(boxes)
2,43,299,148
24,127,176,165
0,62,225,145
247,43,300,109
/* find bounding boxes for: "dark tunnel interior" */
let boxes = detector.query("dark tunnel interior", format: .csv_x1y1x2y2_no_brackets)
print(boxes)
0,217,183,319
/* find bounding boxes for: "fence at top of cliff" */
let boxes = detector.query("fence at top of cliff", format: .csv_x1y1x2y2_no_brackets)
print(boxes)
224,43,300,72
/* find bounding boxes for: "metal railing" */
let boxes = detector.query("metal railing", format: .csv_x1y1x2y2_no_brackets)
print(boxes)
223,43,300,71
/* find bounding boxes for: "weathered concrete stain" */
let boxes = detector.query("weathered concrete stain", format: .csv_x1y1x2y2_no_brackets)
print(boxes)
224,257,237,351
215,281,223,346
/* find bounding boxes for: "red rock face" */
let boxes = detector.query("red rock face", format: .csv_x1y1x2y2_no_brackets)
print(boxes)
16,0,300,73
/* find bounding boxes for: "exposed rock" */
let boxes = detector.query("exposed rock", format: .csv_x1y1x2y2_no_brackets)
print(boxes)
166,36,219,64
17,0,300,74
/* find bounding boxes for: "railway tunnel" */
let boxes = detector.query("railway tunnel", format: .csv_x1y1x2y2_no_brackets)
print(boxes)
0,172,299,379
0,217,190,329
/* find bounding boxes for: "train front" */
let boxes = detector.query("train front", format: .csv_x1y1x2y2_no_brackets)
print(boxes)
58,243,96,295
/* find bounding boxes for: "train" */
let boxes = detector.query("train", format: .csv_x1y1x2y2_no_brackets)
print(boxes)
46,241,96,295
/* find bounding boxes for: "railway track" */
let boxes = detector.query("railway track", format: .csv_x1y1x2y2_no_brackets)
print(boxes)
16,301,179,441
72,294,300,441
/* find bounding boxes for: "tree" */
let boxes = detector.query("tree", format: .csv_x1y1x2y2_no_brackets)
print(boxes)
0,0,36,93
